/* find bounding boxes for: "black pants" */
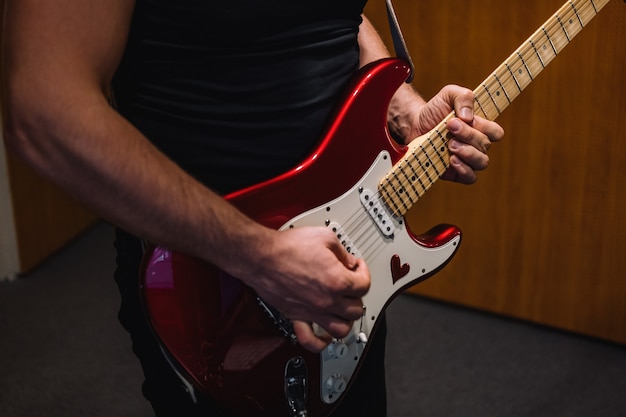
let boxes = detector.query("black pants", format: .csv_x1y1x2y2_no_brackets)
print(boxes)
114,228,388,417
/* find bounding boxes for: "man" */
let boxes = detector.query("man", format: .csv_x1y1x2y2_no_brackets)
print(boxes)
2,0,503,415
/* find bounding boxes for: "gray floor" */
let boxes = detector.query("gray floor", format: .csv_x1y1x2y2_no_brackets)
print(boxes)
0,223,625,417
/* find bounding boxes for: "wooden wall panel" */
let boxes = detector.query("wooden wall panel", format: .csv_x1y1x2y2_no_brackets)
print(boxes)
365,0,626,344
6,152,97,273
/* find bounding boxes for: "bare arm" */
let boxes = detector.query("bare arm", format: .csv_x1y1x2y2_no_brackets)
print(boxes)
2,0,369,351
358,15,504,183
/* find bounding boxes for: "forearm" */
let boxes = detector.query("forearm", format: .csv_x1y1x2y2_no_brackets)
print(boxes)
4,81,271,280
6,93,267,275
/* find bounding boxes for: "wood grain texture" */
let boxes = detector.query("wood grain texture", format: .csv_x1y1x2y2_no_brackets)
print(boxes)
6,152,97,273
365,0,626,344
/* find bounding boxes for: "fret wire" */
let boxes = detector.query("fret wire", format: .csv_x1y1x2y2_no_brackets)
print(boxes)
542,27,559,55
480,90,499,119
379,180,401,215
546,16,569,50
482,83,502,115
516,51,534,80
398,144,443,200
493,72,513,104
386,174,410,213
383,135,454,213
395,160,439,203
385,155,435,214
529,40,546,68
481,69,515,115
390,171,411,210
431,130,449,167
420,145,441,177
504,62,523,92
396,164,418,204
532,29,557,65
415,154,435,186
473,94,489,119
556,14,571,42
569,1,585,27
408,151,429,194
518,36,547,76
579,0,599,24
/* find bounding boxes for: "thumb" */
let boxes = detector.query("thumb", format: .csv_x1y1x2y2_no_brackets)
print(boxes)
292,321,332,353
326,236,359,270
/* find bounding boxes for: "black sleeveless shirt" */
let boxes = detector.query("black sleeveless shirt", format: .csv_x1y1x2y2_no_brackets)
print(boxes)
113,0,367,194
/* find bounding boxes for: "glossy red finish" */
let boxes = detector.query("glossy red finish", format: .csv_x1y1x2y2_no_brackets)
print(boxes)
142,248,321,416
141,58,459,416
225,58,411,229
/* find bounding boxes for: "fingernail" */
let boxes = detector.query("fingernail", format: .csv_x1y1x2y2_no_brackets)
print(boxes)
448,119,462,133
448,140,461,150
460,107,473,120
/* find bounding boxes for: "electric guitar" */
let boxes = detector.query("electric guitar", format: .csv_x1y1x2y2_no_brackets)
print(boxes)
140,1,612,415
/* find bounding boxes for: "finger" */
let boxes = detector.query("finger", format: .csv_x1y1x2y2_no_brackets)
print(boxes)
332,296,367,322
293,320,332,353
447,118,492,155
318,316,354,340
326,230,359,270
442,155,478,185
440,84,475,122
471,116,505,143
345,258,371,296
326,239,371,298
448,139,489,171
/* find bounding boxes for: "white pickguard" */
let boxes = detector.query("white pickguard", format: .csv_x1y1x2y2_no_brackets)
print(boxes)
280,151,460,404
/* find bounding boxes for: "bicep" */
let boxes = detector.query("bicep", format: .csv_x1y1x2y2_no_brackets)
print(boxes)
3,0,135,98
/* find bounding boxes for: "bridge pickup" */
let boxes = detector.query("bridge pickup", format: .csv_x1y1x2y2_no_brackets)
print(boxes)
327,222,361,257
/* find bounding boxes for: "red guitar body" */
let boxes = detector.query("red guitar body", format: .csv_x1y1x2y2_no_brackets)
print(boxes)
141,58,461,416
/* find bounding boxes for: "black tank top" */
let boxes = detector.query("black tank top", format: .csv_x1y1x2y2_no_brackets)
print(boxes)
113,0,367,194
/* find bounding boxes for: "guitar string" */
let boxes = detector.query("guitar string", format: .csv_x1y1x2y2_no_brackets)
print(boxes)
342,200,385,260
381,0,598,214
331,177,399,261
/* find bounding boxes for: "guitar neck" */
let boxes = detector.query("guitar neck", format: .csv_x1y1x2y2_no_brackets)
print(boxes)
380,0,611,217
474,0,610,121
